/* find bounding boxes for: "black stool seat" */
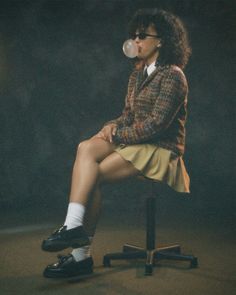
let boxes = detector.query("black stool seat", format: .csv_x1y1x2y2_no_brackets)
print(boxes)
103,181,198,275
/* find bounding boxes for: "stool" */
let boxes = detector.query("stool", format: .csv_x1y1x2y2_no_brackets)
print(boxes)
103,179,198,275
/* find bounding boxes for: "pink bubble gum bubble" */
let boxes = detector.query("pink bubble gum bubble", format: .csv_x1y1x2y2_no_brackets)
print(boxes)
122,39,138,58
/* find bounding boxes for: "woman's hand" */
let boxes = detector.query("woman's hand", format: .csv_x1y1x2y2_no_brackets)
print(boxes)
93,124,117,143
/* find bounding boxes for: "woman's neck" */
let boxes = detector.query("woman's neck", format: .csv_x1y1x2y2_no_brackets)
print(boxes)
145,51,159,66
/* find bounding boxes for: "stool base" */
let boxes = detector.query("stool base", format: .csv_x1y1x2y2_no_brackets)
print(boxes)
103,243,198,275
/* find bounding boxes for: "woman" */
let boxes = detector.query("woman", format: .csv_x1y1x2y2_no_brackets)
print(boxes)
42,8,192,278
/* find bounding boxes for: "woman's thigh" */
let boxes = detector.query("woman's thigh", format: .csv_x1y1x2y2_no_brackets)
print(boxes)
78,138,116,163
98,151,140,183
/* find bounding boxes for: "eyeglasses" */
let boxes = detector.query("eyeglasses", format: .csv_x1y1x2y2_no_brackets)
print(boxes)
131,32,159,40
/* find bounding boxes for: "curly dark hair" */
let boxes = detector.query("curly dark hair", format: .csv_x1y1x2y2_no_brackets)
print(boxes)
128,9,191,69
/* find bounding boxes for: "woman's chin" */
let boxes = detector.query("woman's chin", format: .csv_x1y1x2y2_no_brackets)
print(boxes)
137,53,144,60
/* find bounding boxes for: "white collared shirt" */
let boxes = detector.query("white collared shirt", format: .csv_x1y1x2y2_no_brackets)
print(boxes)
144,61,156,76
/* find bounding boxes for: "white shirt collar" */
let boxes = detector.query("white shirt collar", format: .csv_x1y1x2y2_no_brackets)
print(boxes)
144,61,156,76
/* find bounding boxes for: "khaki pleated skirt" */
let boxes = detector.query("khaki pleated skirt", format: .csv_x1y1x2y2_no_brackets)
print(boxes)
114,144,190,193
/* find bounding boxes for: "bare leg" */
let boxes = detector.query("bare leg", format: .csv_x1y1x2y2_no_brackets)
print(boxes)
42,138,140,252
83,151,140,236
98,151,140,183
68,133,140,235
83,185,102,236
42,139,137,253
69,138,115,205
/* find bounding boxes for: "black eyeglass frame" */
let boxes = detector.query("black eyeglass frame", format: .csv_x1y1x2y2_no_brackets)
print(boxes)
130,32,160,40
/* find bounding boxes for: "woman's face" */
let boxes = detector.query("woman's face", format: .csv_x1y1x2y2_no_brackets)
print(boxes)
133,24,161,65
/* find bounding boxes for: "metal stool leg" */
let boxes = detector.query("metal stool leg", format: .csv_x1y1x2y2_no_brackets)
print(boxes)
145,197,156,275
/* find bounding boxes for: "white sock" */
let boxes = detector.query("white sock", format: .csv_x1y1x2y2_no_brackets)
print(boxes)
64,202,85,230
71,237,93,262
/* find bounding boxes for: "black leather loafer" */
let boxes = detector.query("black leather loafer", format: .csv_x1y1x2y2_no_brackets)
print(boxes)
43,254,93,278
41,225,90,252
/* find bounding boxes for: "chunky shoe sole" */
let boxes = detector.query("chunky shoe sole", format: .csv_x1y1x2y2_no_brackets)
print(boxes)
43,255,94,278
41,226,90,252
43,267,93,278
42,236,90,252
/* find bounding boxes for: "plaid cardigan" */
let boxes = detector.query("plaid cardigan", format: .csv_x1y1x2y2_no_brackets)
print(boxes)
104,64,189,156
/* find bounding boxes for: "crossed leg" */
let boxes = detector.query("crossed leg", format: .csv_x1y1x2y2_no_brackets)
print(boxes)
68,137,140,235
42,137,140,276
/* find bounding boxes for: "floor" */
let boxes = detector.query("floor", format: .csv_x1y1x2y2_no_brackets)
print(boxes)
0,204,235,295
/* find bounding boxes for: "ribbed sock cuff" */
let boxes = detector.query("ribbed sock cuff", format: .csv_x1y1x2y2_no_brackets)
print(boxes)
64,202,85,230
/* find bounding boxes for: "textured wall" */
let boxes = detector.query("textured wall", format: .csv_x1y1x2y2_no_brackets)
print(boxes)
0,0,234,222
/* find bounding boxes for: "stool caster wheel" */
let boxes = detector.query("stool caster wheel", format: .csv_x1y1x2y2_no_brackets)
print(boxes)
145,264,153,275
103,256,111,267
190,257,198,268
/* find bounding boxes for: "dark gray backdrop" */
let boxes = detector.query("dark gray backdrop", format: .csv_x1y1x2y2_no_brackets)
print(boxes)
0,0,234,226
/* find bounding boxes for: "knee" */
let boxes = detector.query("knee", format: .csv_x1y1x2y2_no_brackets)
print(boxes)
76,138,98,158
77,140,90,154
77,140,92,156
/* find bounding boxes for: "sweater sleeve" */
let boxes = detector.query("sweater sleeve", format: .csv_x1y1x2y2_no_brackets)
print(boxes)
114,67,187,144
